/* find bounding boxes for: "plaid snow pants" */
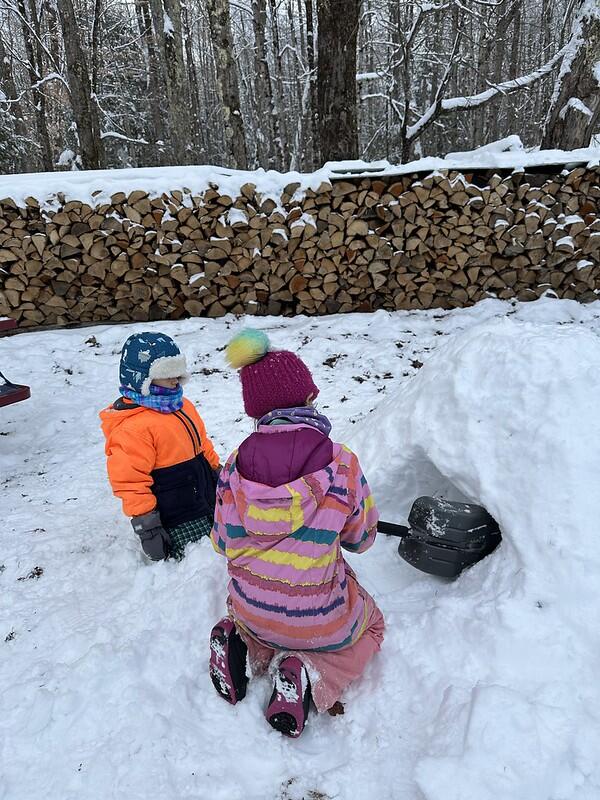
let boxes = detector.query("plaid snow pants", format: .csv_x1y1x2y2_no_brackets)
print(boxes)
166,515,213,560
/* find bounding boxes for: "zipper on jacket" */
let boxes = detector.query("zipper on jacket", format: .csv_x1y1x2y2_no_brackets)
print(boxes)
178,409,203,453
174,411,199,456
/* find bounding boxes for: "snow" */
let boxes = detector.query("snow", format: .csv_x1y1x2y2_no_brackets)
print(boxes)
450,134,524,155
0,165,334,210
56,149,76,168
555,235,575,249
163,11,174,36
350,307,600,799
272,227,288,241
356,72,380,82
559,97,594,119
1,141,600,209
225,208,248,226
326,138,600,179
273,671,299,704
2,297,600,799
289,212,316,230
100,131,149,145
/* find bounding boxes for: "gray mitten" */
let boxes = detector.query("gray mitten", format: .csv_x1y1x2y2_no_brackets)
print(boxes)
131,510,171,561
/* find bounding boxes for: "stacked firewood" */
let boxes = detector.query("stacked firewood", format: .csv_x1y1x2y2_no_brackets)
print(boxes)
0,166,599,327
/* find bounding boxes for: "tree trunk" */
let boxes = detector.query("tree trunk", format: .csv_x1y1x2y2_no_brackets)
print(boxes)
506,2,522,134
252,0,276,168
135,0,167,164
316,0,361,163
17,0,54,170
304,0,318,168
486,0,515,143
182,1,203,160
474,16,493,146
91,0,102,94
0,32,29,171
55,0,104,169
267,0,286,165
287,0,303,157
542,6,600,149
162,0,193,163
399,3,415,162
205,0,248,169
42,0,61,69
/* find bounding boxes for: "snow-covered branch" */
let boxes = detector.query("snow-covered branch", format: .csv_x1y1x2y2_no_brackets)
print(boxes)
101,131,149,144
0,72,69,105
407,44,568,141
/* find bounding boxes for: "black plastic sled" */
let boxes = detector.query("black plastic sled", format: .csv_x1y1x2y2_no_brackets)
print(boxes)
378,496,501,579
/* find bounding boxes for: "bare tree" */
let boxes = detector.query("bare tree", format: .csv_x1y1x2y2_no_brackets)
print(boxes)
8,0,55,170
252,0,278,168
162,0,194,163
304,0,318,167
55,0,104,169
542,0,600,149
206,0,248,169
317,0,361,162
135,0,167,164
0,31,29,170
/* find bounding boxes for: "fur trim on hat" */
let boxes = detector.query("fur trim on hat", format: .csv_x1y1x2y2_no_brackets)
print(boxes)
140,354,189,395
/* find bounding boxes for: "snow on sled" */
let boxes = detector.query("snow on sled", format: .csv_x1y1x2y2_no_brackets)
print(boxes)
378,496,501,579
0,370,31,408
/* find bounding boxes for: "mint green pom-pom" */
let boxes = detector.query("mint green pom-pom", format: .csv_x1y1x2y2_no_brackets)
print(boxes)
226,329,270,368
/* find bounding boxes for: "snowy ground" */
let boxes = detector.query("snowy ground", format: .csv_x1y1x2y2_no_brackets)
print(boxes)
2,297,600,800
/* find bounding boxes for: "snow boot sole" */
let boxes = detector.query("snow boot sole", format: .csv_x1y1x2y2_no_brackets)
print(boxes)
209,618,248,705
266,656,311,738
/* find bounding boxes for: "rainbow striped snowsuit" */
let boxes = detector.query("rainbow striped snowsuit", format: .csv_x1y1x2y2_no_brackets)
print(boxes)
211,439,378,652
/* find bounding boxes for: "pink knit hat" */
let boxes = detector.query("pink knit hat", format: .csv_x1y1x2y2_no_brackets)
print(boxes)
226,329,319,419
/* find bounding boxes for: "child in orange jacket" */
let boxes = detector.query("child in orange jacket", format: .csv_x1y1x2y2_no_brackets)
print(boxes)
100,331,221,560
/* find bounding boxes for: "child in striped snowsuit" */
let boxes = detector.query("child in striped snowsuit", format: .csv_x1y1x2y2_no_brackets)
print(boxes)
209,329,384,737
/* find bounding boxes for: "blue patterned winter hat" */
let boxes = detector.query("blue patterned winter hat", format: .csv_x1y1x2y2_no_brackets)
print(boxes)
119,332,189,395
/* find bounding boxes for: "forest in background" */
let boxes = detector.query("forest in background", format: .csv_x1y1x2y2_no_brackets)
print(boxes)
0,0,598,175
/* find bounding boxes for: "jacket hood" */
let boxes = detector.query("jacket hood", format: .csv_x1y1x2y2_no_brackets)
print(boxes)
99,400,147,439
229,441,343,542
236,424,334,487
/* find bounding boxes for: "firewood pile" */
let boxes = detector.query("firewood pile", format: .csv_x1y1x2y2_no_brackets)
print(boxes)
0,166,599,327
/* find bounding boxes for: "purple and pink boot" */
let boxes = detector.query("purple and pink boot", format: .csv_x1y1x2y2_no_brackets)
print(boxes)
266,656,312,738
209,618,248,704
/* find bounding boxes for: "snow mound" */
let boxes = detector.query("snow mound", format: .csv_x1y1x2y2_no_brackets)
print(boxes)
350,318,600,800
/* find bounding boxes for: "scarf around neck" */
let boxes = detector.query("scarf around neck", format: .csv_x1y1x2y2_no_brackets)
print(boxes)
258,405,332,436
120,383,184,414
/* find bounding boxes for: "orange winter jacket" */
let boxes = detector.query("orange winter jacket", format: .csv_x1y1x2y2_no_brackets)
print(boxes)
100,397,220,521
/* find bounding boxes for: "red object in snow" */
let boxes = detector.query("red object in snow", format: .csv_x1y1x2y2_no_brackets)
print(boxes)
0,371,30,407
0,319,31,406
